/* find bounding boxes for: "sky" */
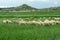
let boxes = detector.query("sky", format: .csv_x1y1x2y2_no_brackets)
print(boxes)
0,0,60,8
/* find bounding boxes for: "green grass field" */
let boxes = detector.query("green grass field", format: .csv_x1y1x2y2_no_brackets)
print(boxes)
0,24,60,40
0,12,60,18
0,12,60,40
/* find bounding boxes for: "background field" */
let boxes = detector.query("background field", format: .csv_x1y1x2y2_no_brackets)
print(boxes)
0,12,60,40
0,12,60,18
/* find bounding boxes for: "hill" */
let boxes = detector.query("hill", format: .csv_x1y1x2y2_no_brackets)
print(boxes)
0,4,60,12
39,7,60,12
0,4,37,11
15,4,37,10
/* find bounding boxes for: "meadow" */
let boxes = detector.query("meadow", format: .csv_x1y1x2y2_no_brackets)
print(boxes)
0,24,60,40
0,12,60,18
0,12,60,40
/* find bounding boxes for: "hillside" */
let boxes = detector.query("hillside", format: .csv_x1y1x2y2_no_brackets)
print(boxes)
15,4,37,10
0,4,60,12
39,7,60,12
0,4,37,11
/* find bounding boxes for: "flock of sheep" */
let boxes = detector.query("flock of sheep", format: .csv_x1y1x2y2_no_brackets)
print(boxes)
2,17,60,26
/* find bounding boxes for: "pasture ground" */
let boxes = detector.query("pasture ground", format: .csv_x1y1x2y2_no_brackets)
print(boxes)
0,12,60,40
0,24,60,40
0,12,60,18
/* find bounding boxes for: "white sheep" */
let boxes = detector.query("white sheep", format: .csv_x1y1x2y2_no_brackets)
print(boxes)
49,20,56,25
7,19,12,23
36,21,43,25
30,20,43,25
26,21,32,24
2,20,7,24
18,20,27,24
43,19,50,26
54,18,60,20
2,19,12,24
55,21,60,24
31,21,37,25
12,20,18,24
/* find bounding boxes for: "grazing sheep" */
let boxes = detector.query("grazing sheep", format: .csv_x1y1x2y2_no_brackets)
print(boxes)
54,18,60,20
12,20,18,24
18,18,24,20
49,20,56,25
2,19,12,24
31,21,37,25
55,21,60,24
18,20,27,25
36,21,43,25
30,20,43,25
43,19,50,26
7,19,12,23
2,20,7,24
2,17,60,26
26,21,32,24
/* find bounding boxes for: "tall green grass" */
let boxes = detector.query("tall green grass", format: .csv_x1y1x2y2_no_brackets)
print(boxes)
0,24,60,40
